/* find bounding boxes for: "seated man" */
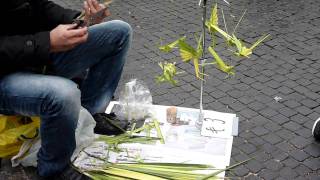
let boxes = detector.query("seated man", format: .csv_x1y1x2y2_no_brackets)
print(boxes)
0,0,131,179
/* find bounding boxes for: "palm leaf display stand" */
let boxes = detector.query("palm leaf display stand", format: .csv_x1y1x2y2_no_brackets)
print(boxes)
196,0,208,129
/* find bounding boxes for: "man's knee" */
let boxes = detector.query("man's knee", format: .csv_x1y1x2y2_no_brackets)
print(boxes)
101,20,132,46
109,20,132,39
42,78,81,116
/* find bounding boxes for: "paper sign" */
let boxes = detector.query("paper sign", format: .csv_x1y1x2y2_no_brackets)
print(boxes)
200,112,235,138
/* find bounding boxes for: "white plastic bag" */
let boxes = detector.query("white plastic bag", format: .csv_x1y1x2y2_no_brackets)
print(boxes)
115,79,153,121
11,107,96,167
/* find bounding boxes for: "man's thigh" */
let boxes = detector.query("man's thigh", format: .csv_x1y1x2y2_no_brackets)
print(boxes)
50,20,129,79
0,72,78,116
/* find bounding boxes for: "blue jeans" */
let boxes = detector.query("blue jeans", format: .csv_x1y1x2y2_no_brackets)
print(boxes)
0,20,132,177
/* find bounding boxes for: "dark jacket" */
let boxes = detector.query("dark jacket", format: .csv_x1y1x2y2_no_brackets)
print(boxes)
0,0,80,77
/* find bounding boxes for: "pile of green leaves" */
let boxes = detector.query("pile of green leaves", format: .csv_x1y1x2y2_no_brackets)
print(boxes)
157,3,270,85
76,118,250,179
97,119,165,151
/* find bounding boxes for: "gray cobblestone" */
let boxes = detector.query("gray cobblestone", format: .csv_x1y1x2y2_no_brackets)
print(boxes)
270,114,290,125
265,159,284,171
283,121,301,131
290,136,311,149
262,134,283,145
304,158,320,171
251,127,269,136
279,167,298,179
294,164,312,177
289,150,310,162
278,107,298,118
245,160,263,173
304,143,320,158
282,158,300,169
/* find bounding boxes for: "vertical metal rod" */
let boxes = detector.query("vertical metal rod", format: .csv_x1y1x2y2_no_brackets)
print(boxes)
197,0,207,129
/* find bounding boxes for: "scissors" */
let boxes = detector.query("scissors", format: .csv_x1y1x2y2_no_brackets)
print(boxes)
73,0,112,28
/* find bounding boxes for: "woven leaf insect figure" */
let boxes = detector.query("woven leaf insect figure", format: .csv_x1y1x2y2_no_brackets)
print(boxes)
206,7,270,58
205,4,234,47
232,34,270,58
159,35,204,80
155,62,179,85
178,35,203,79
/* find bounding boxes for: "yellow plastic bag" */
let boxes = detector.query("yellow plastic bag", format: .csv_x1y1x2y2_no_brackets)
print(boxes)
0,115,40,158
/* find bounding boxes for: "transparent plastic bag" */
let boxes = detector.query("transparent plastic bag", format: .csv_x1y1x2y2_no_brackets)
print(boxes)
115,79,152,121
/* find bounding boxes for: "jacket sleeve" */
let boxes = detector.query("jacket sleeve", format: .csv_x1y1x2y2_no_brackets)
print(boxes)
38,0,81,27
0,32,51,67
0,1,81,67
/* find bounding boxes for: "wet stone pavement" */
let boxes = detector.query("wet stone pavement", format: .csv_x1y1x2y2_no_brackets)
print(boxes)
1,0,320,179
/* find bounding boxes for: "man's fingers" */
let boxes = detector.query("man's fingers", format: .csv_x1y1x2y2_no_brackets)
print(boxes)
92,0,101,10
84,1,90,16
99,4,111,17
69,33,89,45
66,24,78,30
104,8,111,17
87,0,97,13
66,27,88,38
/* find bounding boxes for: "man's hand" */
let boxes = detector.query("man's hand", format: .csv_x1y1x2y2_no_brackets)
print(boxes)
50,24,88,53
84,0,111,25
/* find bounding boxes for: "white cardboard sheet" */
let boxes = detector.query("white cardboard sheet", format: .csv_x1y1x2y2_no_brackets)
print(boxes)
74,101,238,178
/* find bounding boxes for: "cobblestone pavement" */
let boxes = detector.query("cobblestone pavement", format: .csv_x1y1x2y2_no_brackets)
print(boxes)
1,0,320,179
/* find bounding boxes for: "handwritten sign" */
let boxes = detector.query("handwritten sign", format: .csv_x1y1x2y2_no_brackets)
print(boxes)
200,114,237,138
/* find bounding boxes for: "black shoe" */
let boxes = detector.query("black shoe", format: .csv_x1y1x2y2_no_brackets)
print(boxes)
40,165,90,180
93,112,128,135
312,117,320,141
